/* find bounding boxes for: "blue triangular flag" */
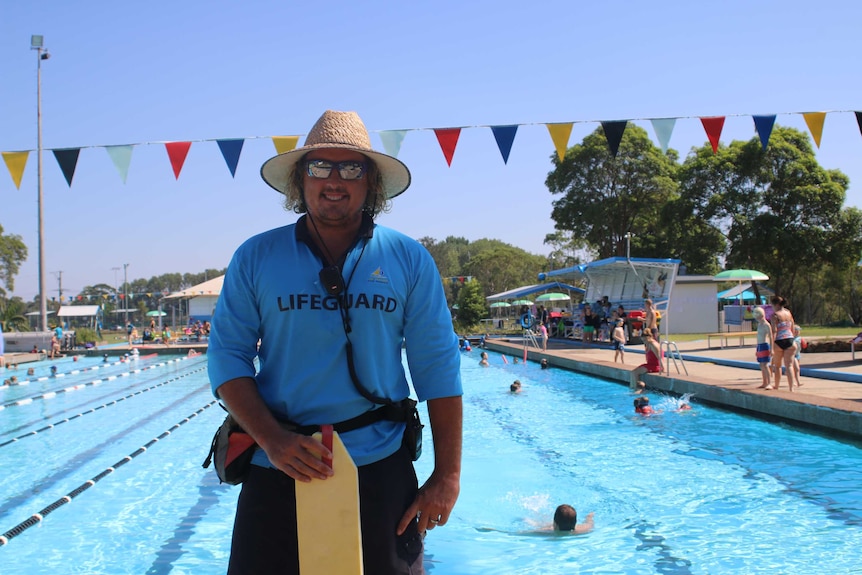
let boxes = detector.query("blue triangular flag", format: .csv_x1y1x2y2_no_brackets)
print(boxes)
490,125,518,164
217,139,244,177
752,115,776,151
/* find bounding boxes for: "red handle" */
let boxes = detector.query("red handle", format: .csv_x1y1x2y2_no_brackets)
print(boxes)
321,424,333,469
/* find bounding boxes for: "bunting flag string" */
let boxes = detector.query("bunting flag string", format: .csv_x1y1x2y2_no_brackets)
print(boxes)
2,151,29,189
700,116,726,154
272,136,300,154
105,145,133,183
650,118,676,153
752,115,777,151
379,130,407,158
52,148,80,186
216,139,244,177
600,121,628,158
3,109,861,190
802,112,827,148
165,141,192,179
490,125,518,164
546,123,573,162
434,128,461,166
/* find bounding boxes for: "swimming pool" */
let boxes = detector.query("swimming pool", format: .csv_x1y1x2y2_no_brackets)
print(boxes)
1,350,860,574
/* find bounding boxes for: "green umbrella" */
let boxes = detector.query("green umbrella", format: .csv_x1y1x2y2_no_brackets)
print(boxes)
490,302,512,308
713,269,769,282
535,292,571,302
713,269,770,305
146,310,167,317
510,299,534,306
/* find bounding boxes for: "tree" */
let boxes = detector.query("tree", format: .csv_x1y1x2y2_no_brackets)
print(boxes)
543,230,588,271
0,224,28,294
461,244,547,298
454,279,485,329
0,295,28,332
546,125,679,259
678,126,860,307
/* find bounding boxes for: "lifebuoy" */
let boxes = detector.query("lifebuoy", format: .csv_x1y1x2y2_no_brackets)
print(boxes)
520,313,534,329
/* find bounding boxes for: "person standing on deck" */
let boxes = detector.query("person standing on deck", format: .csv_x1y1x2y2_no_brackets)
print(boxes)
208,110,462,575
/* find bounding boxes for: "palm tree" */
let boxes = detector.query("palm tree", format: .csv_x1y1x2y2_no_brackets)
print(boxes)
0,296,29,332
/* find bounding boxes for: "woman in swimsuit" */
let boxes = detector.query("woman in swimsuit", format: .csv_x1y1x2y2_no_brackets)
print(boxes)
630,330,661,393
770,296,797,392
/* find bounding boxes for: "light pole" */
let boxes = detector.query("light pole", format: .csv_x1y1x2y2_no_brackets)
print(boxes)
123,263,130,325
112,266,121,324
31,35,50,331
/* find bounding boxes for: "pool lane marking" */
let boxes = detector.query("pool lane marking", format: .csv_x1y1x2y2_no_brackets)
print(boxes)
0,400,218,547
0,357,154,389
0,356,198,411
0,365,208,448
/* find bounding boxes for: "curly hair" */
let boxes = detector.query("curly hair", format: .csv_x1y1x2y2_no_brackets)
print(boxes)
281,153,390,217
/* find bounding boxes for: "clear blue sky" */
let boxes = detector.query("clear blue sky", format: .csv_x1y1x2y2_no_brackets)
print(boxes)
2,0,860,302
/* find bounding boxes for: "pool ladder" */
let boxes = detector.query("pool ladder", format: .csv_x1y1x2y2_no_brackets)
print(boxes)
523,329,540,349
661,340,688,375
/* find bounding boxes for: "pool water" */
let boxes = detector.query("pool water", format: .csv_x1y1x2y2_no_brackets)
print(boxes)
1,350,860,574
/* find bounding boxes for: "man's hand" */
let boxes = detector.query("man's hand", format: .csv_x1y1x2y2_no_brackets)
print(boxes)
216,377,333,483
260,427,333,483
396,395,462,535
397,471,460,534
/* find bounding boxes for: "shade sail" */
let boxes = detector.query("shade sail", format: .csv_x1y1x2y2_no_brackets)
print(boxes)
486,281,585,302
164,275,224,299
57,305,101,317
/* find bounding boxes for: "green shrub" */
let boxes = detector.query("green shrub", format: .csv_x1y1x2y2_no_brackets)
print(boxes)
75,327,98,345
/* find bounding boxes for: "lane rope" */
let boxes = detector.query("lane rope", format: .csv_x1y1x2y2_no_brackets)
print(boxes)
0,356,199,411
0,400,218,547
0,355,157,390
0,366,208,448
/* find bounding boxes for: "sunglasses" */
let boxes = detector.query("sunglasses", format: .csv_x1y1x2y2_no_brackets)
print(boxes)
305,159,367,180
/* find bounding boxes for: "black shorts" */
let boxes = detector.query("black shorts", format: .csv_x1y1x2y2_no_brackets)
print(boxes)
227,445,424,575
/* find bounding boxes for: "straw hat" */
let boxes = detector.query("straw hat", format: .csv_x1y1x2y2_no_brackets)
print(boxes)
260,110,411,199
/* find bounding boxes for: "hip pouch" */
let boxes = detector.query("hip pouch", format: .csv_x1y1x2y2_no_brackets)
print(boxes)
400,398,424,462
202,398,423,484
202,413,255,485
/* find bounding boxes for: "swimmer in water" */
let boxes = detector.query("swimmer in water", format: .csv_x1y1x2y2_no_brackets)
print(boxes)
634,396,655,415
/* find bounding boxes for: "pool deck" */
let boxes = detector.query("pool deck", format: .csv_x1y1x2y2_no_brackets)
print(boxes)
486,337,862,439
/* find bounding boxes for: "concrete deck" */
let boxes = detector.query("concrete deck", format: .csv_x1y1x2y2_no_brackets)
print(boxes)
486,337,862,439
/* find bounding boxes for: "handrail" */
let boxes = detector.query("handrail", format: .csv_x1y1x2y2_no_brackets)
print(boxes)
661,340,688,375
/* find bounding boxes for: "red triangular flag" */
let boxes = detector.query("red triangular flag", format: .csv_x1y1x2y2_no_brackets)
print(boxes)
165,141,192,179
700,117,725,154
434,128,461,166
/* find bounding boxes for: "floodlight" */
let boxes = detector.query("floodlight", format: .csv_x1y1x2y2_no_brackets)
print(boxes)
31,35,43,48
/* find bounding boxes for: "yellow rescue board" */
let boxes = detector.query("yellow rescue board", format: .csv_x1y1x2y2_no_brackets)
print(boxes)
295,429,364,575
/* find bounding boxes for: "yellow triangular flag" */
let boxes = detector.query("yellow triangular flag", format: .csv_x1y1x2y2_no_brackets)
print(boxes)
272,136,300,155
802,112,827,148
546,123,573,162
2,151,30,189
